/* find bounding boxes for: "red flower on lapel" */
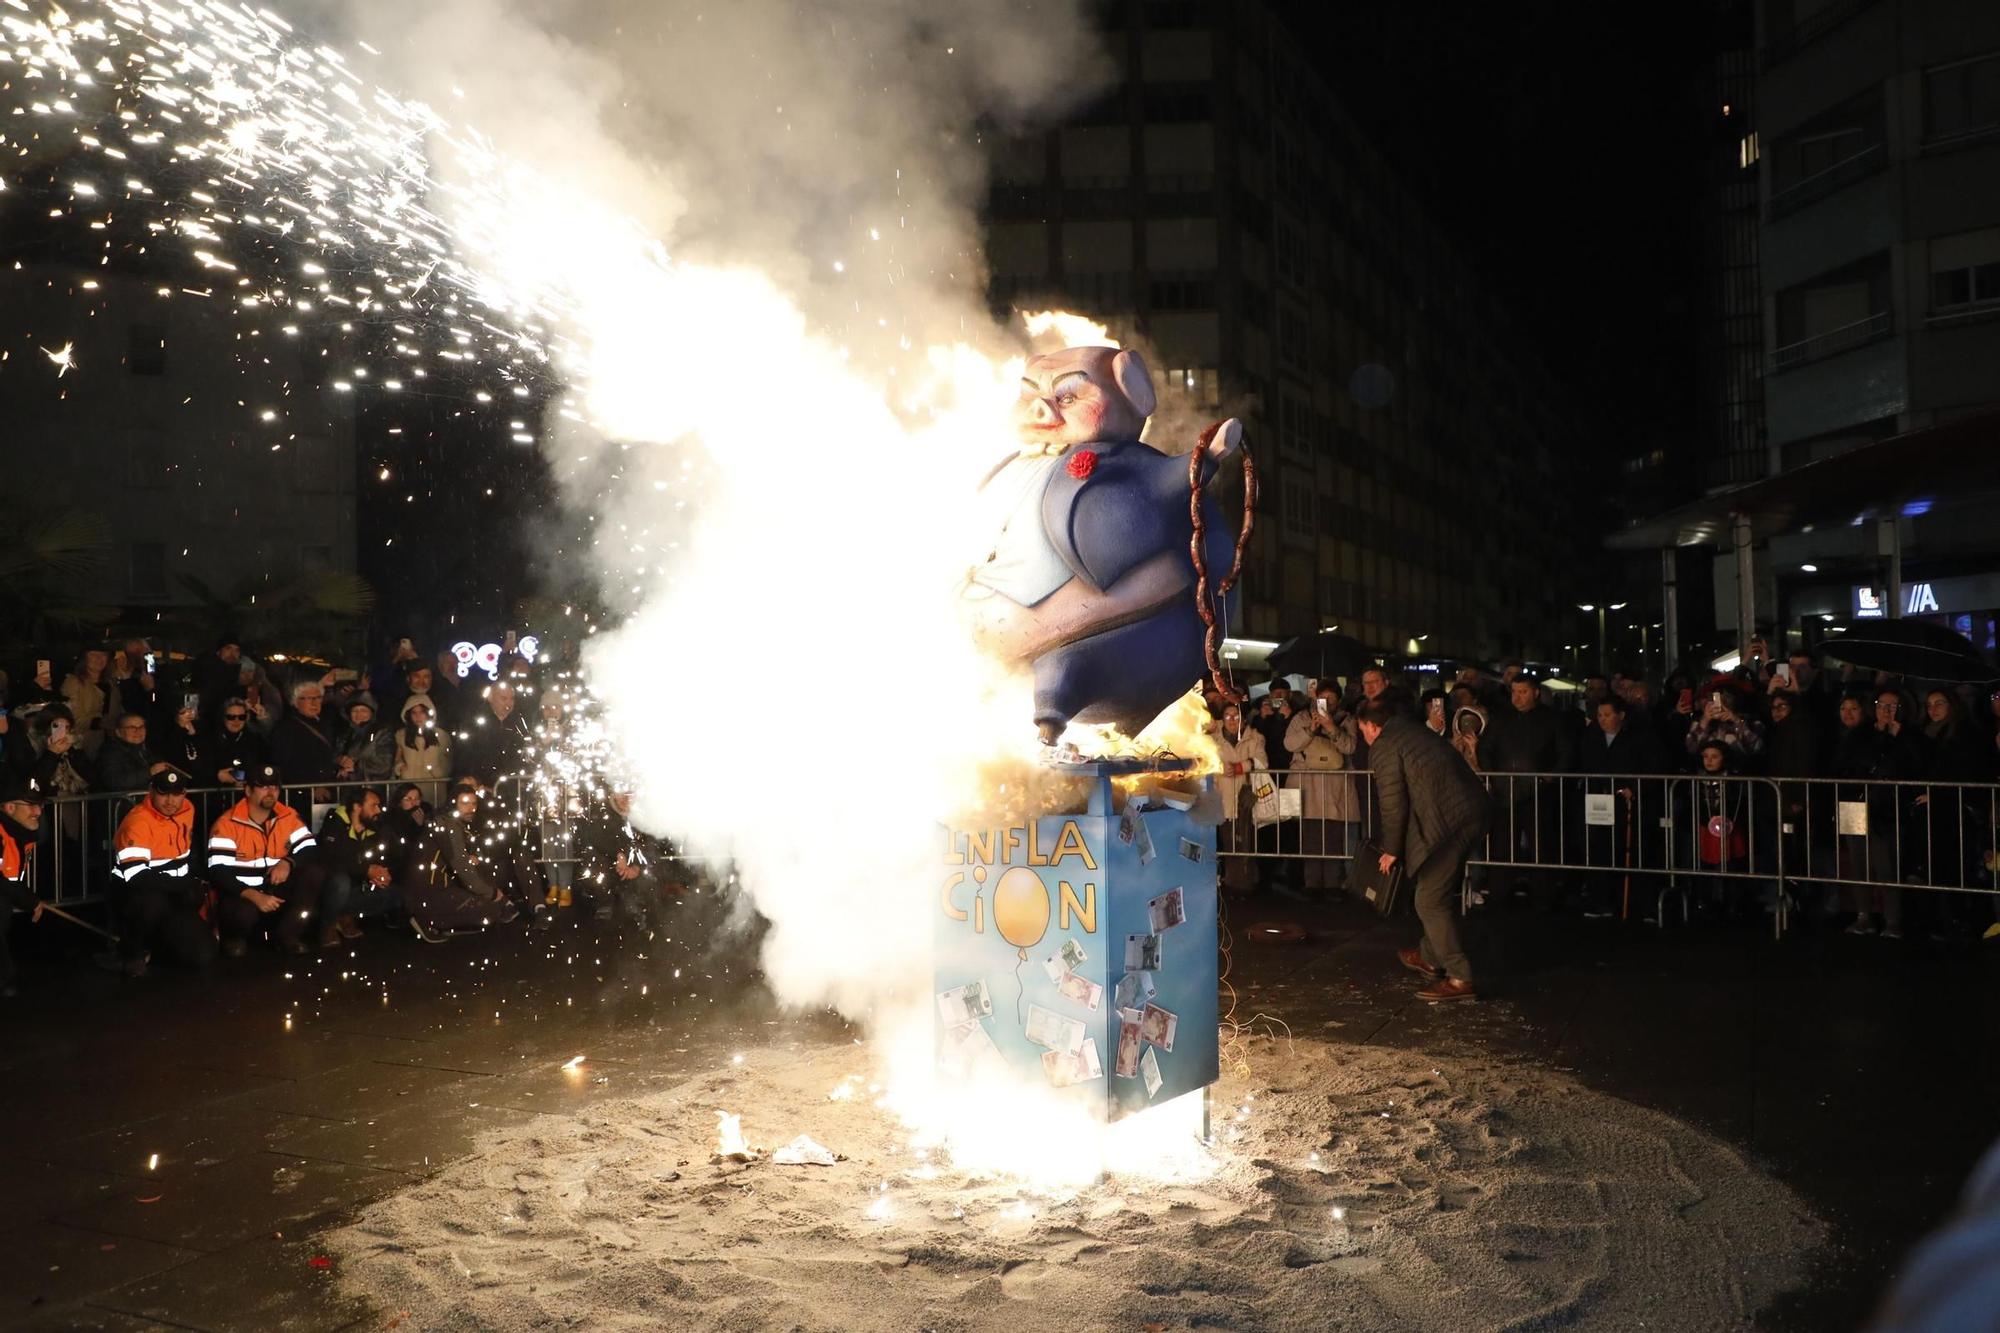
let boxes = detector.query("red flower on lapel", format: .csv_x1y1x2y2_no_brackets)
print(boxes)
1066,450,1098,479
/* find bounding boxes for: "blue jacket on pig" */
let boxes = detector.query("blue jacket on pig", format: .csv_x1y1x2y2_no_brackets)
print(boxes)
1025,438,1238,735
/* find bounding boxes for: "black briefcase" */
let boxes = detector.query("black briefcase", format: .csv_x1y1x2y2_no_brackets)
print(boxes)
1355,840,1406,917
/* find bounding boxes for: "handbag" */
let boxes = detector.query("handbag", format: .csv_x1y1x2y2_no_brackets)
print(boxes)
1355,838,1405,917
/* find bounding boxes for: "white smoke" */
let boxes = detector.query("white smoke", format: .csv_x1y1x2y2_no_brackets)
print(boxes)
313,0,1112,1019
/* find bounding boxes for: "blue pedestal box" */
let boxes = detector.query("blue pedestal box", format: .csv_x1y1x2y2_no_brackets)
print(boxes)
936,760,1219,1122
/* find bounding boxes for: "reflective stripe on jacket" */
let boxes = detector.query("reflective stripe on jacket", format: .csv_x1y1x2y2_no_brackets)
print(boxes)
115,796,196,880
207,798,315,889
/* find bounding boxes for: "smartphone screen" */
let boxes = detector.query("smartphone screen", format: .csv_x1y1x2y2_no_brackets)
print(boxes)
183,692,200,714
1315,698,1329,715
144,653,156,673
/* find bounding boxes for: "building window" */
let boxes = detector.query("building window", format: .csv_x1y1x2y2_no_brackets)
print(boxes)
1768,86,1884,216
1773,252,1891,368
1280,475,1313,541
128,322,167,375
128,542,167,599
1162,367,1219,407
1737,131,1759,170
1924,52,2000,143
1929,226,2000,314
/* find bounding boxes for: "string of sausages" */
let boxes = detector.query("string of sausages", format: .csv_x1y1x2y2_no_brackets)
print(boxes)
1190,421,1256,698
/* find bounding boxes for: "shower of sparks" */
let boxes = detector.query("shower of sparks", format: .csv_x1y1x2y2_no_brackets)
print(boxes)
40,340,75,375
0,0,606,439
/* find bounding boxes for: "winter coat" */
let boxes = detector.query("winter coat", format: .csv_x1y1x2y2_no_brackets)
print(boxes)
393,694,451,792
337,718,396,784
269,710,339,787
60,672,111,751
455,703,532,787
208,722,270,786
155,722,212,787
1368,716,1492,874
1482,703,1573,774
1212,724,1268,817
96,737,156,796
316,803,391,884
1283,708,1359,821
401,813,505,931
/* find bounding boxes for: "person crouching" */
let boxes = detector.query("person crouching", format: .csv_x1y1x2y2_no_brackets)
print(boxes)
111,769,216,976
401,785,520,943
206,763,325,957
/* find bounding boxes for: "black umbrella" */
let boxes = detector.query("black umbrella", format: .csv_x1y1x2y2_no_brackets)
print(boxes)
1267,629,1374,684
1813,618,1999,684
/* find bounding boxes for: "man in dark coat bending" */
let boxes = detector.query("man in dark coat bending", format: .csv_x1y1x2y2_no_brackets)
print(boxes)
1359,693,1492,1002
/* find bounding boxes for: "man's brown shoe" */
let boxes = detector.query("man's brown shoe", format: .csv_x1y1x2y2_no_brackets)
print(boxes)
1397,947,1444,980
1417,977,1477,1002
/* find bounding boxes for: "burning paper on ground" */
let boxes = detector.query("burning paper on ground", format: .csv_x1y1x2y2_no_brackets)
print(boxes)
713,1111,757,1162
937,981,993,1025
1025,1003,1086,1055
1148,887,1186,933
1140,1003,1179,1053
1057,971,1103,1012
771,1135,842,1166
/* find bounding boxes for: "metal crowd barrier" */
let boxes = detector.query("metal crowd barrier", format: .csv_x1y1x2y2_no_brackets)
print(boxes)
1216,766,2000,937
14,774,526,909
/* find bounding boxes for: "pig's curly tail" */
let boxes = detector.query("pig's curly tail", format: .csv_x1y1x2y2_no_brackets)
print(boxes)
1190,423,1255,698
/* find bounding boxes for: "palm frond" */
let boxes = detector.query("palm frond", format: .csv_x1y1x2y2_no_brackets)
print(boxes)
0,509,112,582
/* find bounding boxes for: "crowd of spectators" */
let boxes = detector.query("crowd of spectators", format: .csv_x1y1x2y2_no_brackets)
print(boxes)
0,634,707,997
1205,646,2000,940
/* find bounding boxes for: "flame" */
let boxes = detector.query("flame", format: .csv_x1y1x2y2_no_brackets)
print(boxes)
1020,309,1118,351
714,1110,752,1160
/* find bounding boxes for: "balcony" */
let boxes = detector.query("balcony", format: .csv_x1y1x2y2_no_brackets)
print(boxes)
1761,0,1877,67
1770,310,1891,371
1766,141,1884,220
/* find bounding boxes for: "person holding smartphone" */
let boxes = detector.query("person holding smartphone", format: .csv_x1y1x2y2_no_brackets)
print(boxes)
1682,682,1765,769
1284,681,1360,898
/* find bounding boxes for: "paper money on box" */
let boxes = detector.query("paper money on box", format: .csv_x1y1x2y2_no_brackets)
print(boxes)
1026,1002,1086,1055
1140,1045,1162,1099
1148,887,1185,933
1042,1049,1084,1088
936,980,992,1025
1057,970,1103,1012
1140,1002,1178,1052
938,1019,1001,1077
1114,1008,1144,1078
1114,971,1156,1012
1125,933,1162,971
1059,938,1087,970
1078,1035,1103,1080
1134,810,1157,865
1041,952,1069,983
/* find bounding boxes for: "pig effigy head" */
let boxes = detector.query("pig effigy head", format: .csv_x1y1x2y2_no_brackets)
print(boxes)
1013,346,1156,454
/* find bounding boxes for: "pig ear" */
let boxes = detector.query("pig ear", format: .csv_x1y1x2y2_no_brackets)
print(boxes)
1111,349,1156,419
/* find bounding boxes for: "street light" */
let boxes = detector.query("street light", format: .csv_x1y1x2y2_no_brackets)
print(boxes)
1576,602,1628,675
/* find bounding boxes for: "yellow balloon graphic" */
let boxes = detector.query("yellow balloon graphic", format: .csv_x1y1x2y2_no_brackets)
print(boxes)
990,866,1051,956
